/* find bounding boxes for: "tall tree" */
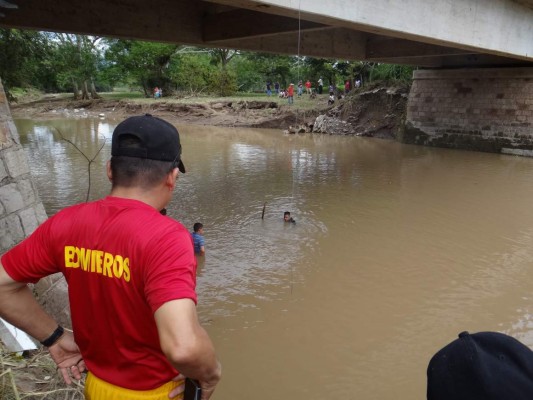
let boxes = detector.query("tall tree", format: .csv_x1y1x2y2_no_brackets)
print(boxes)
168,51,214,95
104,39,178,97
0,29,52,100
52,33,103,99
245,53,295,87
209,48,238,96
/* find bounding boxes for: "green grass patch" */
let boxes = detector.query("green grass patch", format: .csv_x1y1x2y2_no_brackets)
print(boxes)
118,91,329,111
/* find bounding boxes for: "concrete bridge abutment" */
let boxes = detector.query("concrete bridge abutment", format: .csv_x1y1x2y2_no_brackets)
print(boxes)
403,68,533,155
0,80,71,340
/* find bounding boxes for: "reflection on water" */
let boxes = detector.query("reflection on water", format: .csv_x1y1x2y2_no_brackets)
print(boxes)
15,118,533,400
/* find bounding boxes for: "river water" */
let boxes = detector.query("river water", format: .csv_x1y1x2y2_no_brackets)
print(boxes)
14,117,533,399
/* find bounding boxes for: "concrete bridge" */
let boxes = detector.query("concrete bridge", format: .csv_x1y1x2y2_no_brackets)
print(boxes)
0,0,532,68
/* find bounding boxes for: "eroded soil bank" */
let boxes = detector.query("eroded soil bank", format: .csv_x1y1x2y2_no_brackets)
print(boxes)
9,84,409,138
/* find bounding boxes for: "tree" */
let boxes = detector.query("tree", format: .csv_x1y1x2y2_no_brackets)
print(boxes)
209,48,238,96
244,53,297,88
304,57,337,87
51,33,103,99
209,48,238,70
230,55,263,92
168,51,214,95
0,29,52,100
104,39,178,97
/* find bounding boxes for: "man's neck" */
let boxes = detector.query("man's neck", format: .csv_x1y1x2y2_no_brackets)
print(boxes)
109,186,167,211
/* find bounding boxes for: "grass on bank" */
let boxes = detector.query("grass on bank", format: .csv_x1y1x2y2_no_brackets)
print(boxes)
11,86,332,112
102,91,330,112
0,342,85,400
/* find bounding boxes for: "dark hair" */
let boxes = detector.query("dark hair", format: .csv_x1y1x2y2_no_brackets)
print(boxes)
284,211,291,217
110,156,174,189
193,222,203,232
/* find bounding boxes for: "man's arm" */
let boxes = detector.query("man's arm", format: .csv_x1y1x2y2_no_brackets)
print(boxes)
155,298,221,400
0,261,85,383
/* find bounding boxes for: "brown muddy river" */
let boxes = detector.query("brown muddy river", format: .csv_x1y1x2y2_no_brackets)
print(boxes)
15,117,533,400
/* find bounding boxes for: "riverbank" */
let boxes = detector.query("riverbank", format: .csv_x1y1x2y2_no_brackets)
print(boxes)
9,83,409,138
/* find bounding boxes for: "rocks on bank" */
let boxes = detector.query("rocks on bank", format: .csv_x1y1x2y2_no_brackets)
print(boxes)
308,85,409,138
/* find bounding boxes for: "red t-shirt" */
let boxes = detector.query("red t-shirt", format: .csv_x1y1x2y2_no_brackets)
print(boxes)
288,86,294,96
1,196,197,390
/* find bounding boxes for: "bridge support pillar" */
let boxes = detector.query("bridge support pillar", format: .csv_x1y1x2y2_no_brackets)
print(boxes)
403,68,533,155
0,81,71,339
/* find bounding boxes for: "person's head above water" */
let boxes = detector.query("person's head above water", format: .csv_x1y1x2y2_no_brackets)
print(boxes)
283,211,295,223
193,222,203,233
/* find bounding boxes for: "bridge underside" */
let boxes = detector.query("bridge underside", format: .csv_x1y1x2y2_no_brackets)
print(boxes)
0,0,532,68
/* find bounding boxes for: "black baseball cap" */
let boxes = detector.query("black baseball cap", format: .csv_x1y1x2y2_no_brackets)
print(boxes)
427,331,533,400
112,114,185,173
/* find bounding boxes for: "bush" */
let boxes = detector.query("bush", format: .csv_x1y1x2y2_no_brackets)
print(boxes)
213,69,237,97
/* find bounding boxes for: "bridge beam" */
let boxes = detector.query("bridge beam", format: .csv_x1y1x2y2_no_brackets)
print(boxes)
1,0,531,67
203,9,326,42
219,28,367,60
209,0,533,62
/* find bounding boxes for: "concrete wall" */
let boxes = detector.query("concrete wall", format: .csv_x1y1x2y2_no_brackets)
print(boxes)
0,80,72,333
403,68,533,155
0,80,47,251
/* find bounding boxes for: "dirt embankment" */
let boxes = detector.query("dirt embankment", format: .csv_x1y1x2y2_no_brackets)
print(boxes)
9,84,409,138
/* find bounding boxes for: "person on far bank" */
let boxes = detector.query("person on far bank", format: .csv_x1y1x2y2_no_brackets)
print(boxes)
297,80,303,97
192,222,205,256
287,83,295,105
318,77,324,94
266,79,272,96
0,114,221,400
305,79,312,94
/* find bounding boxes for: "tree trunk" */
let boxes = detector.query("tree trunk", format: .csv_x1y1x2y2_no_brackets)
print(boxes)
81,80,89,100
142,82,149,98
90,77,101,99
72,78,80,100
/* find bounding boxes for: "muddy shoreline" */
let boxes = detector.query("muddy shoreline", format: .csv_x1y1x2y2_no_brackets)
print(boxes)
10,85,409,138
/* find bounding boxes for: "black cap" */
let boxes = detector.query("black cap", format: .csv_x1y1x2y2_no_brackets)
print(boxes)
112,114,185,173
427,331,533,400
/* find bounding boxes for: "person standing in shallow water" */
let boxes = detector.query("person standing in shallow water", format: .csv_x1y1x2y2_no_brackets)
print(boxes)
192,222,205,256
0,114,221,400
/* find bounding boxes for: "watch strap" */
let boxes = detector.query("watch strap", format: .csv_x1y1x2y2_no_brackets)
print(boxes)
40,325,64,347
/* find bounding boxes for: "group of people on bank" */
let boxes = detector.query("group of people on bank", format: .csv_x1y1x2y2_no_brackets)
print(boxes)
267,78,318,99
266,77,362,105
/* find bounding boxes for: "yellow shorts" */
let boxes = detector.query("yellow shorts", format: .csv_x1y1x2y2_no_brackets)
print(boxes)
85,372,184,400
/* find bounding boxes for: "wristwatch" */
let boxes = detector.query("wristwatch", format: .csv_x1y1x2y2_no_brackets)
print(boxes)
40,325,64,347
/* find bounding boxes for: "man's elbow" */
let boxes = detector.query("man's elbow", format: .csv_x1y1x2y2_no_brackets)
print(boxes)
161,338,220,381
163,342,198,367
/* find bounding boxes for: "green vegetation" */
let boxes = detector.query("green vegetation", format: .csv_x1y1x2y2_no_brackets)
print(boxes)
0,28,414,102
